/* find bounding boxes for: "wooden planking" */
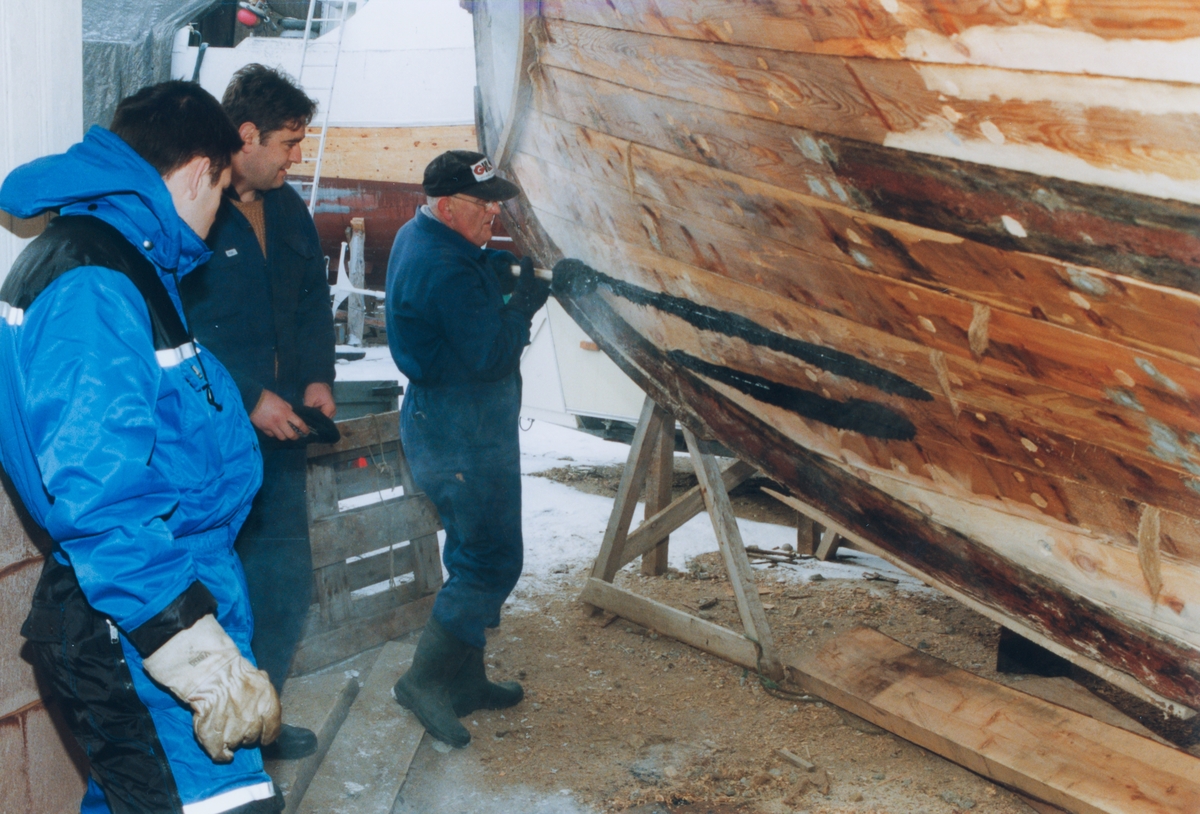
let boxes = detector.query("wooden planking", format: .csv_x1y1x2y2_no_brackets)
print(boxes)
309,495,441,571
290,593,434,677
764,484,1193,716
538,18,896,144
638,343,1200,648
266,668,360,814
1014,676,1172,747
519,112,1200,421
532,63,1200,301
514,153,1200,506
514,150,1200,480
579,245,1200,577
541,0,1200,68
536,18,1200,191
291,125,476,185
306,543,418,605
296,642,424,814
308,411,399,459
527,74,1200,367
580,577,759,668
554,278,1200,710
523,101,1200,391
530,203,1200,559
789,627,1200,814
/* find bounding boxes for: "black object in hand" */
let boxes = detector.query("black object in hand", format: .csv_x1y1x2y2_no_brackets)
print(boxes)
289,405,345,446
506,256,550,318
490,253,517,296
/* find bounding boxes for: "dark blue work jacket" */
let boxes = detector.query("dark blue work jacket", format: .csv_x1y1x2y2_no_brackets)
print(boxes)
385,207,524,386
181,184,335,414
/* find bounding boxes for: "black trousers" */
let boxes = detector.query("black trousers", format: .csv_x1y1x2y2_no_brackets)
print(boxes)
236,446,312,692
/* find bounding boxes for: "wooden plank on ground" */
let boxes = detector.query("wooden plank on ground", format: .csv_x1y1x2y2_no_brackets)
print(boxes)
265,667,361,814
297,641,424,814
580,577,758,669
788,628,1200,814
1013,676,1172,747
291,594,434,677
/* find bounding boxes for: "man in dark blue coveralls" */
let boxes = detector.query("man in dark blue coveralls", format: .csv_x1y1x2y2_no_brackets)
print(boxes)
181,65,336,760
386,151,550,747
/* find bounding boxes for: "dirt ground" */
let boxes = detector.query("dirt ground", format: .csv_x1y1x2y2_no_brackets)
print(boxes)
392,464,1199,814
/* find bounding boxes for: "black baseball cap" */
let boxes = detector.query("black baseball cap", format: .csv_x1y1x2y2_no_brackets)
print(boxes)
422,150,520,201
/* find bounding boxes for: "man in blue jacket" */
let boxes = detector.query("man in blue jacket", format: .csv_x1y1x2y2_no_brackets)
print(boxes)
386,151,549,747
181,65,336,760
0,83,282,813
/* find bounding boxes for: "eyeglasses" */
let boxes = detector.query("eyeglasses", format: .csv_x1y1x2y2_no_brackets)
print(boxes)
453,194,502,212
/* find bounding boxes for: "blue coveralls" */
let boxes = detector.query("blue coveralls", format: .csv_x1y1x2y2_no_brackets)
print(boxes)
0,128,271,813
181,184,335,691
385,207,527,649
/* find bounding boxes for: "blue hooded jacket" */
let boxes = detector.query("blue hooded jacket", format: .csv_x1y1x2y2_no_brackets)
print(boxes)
0,127,262,634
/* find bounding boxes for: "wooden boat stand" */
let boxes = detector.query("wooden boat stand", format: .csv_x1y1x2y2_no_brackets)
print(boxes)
581,396,786,681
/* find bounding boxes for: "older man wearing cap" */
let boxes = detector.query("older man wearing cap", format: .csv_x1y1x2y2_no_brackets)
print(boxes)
385,150,549,747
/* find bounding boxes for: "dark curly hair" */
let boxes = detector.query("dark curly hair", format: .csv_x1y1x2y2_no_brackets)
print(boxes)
222,64,317,139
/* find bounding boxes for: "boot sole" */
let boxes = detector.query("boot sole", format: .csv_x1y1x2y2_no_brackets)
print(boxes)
393,682,471,748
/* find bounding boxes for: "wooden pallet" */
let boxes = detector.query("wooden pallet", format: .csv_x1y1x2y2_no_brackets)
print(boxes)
291,411,443,676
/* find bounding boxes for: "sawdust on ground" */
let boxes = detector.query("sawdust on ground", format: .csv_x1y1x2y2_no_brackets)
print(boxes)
391,466,1199,814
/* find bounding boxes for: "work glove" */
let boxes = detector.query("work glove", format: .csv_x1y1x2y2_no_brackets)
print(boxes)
143,614,281,763
506,256,550,318
486,251,518,296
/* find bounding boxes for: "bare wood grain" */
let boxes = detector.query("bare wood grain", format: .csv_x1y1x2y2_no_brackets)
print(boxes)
790,628,1200,814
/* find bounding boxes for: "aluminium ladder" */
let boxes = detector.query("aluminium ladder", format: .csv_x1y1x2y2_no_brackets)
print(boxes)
294,0,358,215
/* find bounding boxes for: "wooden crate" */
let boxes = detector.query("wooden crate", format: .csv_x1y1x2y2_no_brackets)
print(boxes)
290,411,443,676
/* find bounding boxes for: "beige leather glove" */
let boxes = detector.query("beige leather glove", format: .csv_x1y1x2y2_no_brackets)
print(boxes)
143,614,281,763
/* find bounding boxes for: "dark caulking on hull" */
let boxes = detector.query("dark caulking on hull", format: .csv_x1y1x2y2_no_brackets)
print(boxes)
670,351,917,441
553,257,932,400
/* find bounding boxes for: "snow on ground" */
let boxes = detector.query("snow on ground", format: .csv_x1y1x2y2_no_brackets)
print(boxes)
336,352,927,603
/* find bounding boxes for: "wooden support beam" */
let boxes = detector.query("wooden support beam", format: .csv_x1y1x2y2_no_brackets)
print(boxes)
347,217,366,346
640,415,675,576
814,526,843,561
684,428,783,680
580,578,759,669
788,628,1200,814
590,396,669,582
617,459,756,572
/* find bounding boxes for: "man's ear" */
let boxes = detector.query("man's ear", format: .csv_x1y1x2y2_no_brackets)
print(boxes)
164,155,213,202
182,156,213,199
238,121,260,151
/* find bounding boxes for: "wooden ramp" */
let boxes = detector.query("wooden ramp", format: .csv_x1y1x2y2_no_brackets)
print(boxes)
792,628,1200,814
266,641,426,814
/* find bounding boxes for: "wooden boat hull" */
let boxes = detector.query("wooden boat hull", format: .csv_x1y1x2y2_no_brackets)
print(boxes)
470,0,1200,715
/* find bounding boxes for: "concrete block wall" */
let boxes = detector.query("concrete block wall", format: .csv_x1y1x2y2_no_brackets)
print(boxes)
0,481,87,812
